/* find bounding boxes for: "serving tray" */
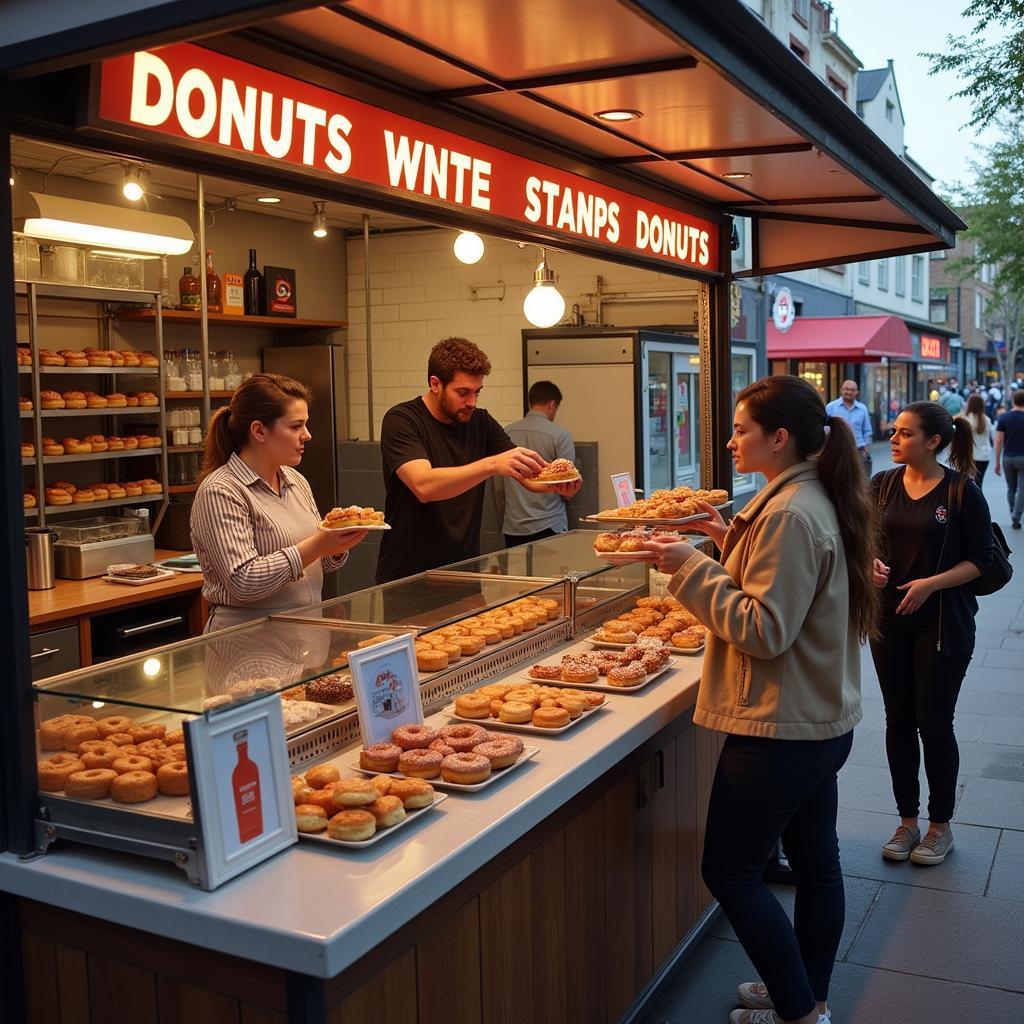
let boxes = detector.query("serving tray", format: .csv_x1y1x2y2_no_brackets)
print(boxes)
443,701,606,736
588,635,705,656
298,791,447,848
351,746,539,793
521,658,676,694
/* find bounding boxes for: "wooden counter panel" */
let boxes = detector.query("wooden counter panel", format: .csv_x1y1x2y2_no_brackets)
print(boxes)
416,899,482,1024
529,831,567,1024
333,948,416,1024
480,858,533,1024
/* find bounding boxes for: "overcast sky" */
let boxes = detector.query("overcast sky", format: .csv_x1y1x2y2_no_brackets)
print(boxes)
832,0,1002,194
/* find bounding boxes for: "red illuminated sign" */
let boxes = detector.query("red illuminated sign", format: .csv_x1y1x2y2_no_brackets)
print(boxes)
920,335,944,360
94,45,720,272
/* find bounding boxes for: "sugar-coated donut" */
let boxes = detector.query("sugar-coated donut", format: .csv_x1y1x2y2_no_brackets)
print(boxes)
388,778,435,808
66,768,117,800
366,795,406,827
560,659,600,684
80,749,119,770
156,762,190,796
63,723,100,752
454,693,491,719
328,809,376,841
397,748,442,779
429,740,456,757
113,755,153,775
441,752,491,785
295,803,328,833
96,716,133,738
359,743,401,773
474,736,524,769
38,715,76,751
37,754,85,791
498,701,533,724
110,770,158,803
130,723,166,744
437,723,489,752
332,778,377,806
532,706,570,729
391,724,436,750
305,764,341,790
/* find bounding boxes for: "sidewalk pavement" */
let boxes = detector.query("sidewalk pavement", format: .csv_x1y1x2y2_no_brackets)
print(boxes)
643,440,1024,1023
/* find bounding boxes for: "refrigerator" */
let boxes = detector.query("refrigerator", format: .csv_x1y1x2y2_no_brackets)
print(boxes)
522,327,708,512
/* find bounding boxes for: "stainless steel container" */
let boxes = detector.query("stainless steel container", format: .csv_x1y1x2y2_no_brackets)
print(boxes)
54,534,156,580
25,528,58,590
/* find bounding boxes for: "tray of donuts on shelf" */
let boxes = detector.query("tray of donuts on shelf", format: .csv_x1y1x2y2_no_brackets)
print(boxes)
36,712,191,816
37,432,162,456
38,389,159,411
443,681,607,736
353,721,539,792
589,595,707,655
33,478,163,508
200,676,348,735
524,640,675,693
585,485,731,526
292,761,448,847
592,526,688,563
30,347,160,369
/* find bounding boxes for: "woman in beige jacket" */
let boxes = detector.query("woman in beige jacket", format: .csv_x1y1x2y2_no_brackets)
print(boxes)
642,376,878,1024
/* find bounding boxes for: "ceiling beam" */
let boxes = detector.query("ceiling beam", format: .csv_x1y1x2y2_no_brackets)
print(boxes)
605,142,814,164
730,194,882,207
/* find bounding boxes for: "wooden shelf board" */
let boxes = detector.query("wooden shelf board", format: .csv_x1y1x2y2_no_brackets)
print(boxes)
40,493,164,514
167,445,204,453
165,391,233,399
38,407,160,417
19,366,158,375
41,449,162,465
116,309,347,331
167,483,199,494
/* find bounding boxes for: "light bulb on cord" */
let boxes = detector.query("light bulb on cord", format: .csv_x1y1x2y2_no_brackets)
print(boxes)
453,230,484,264
122,164,149,202
312,200,328,238
523,251,565,328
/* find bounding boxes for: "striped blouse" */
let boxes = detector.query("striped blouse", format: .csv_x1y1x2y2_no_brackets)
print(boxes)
190,453,345,624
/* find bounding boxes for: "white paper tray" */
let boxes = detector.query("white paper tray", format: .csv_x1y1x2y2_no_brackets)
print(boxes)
443,701,606,736
318,522,390,533
102,565,176,586
298,791,447,849
521,658,676,694
351,746,539,792
592,550,659,564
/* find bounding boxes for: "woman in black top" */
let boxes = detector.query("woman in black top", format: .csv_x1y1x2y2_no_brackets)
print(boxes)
871,402,993,866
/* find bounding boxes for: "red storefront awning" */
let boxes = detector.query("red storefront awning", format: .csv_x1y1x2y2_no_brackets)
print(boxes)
767,315,913,362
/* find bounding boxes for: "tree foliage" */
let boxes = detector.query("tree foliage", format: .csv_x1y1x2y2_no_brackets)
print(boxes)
922,0,1024,129
983,286,1024,385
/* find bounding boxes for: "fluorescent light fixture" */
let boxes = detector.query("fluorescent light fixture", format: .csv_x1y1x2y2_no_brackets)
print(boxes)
595,109,643,122
256,196,281,204
523,251,565,328
122,164,150,202
453,230,485,264
312,200,327,238
722,171,752,180
14,192,194,256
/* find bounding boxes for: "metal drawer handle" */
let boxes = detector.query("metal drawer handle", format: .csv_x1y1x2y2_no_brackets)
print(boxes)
31,647,60,660
120,615,185,638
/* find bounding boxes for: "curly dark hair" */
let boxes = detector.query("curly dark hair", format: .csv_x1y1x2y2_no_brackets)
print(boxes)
427,337,492,386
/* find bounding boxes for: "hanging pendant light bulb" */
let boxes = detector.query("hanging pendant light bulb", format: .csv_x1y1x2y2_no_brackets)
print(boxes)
453,230,484,264
523,250,565,328
312,200,328,238
122,164,150,202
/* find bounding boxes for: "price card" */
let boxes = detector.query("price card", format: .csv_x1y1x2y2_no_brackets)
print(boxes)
185,695,296,890
348,633,424,746
611,472,636,508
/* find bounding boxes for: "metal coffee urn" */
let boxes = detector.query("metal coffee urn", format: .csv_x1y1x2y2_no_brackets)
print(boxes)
26,527,58,590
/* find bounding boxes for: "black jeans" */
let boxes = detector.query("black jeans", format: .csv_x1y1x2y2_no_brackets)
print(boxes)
503,527,557,547
974,460,989,488
870,623,971,822
701,730,853,1021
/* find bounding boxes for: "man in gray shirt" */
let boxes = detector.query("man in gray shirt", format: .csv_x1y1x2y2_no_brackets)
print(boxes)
497,381,581,546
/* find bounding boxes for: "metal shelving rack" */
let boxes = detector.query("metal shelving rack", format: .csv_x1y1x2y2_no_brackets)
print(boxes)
17,281,169,530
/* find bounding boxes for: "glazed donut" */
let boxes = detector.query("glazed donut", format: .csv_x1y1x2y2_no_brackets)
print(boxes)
416,648,448,672
39,390,65,409
436,723,489,752
441,752,491,785
307,788,340,813
532,706,571,729
478,682,512,699
359,743,401,773
556,695,587,719
388,778,435,808
156,762,190,796
62,390,87,408
37,754,85,791
112,755,154,775
595,628,638,644
72,488,97,504
80,749,119,770
63,723,100,752
504,688,540,708
295,803,328,833
327,809,376,841
429,740,456,758
130,723,166,744
391,724,436,750
96,715,133,738
105,393,127,407
369,775,392,797
454,693,491,719
110,770,158,803
66,768,117,800
366,795,406,827
42,441,63,456
498,701,533,724
38,715,77,751
474,736,524,769
45,487,73,506
331,778,377,807
292,777,315,805
397,748,442,779
305,764,341,790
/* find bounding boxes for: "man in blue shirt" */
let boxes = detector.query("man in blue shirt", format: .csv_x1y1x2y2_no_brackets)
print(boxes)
496,380,582,546
825,379,873,475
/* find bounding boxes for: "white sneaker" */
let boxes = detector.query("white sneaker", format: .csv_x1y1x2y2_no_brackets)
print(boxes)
911,827,954,865
737,982,774,1009
728,1011,830,1024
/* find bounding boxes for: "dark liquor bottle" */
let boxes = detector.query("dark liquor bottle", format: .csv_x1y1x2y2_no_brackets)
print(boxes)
243,248,262,316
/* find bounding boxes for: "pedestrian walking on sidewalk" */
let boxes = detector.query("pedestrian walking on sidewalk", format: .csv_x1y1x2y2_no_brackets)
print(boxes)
640,375,877,1024
994,388,1024,529
871,402,994,867
961,393,994,488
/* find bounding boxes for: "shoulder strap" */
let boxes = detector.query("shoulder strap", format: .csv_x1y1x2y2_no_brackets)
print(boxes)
877,468,900,511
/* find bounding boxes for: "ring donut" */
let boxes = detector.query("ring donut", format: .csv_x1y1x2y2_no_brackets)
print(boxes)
112,755,154,775
37,754,85,791
65,768,117,800
391,724,436,750
110,770,158,803
96,716,133,738
156,761,190,796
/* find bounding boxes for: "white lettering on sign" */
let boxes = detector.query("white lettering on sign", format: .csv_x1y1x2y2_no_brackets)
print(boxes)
383,131,492,210
635,211,710,267
523,176,620,243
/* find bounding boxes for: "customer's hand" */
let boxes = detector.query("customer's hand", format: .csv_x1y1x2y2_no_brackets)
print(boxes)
872,558,890,588
895,577,935,615
550,477,583,499
639,536,698,575
685,500,730,548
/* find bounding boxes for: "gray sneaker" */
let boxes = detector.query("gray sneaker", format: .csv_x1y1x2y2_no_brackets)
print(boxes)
728,1012,830,1024
911,828,954,865
882,825,921,861
737,982,773,1010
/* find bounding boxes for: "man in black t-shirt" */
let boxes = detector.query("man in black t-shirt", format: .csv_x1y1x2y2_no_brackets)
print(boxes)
376,337,552,582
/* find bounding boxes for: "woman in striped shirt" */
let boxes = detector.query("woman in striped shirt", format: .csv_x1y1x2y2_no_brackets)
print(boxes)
190,373,367,631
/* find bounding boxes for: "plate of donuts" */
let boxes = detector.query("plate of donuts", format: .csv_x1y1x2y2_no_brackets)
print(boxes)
522,657,676,694
589,636,705,657
300,792,448,849
352,745,539,793
443,699,606,736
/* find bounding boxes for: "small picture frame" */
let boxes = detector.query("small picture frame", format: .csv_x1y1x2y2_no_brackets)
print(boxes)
185,695,296,890
348,633,424,746
611,472,635,508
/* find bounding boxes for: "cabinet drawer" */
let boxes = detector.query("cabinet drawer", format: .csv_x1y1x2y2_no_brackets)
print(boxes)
30,625,81,681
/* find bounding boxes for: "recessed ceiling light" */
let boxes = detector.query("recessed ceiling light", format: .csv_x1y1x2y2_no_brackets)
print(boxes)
594,109,643,123
256,196,281,204
722,171,752,180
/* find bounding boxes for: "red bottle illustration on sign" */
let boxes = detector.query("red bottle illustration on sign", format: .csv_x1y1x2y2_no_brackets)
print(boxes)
231,729,264,844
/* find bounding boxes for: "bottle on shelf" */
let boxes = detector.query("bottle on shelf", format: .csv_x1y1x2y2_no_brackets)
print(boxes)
205,249,223,314
243,249,262,316
159,256,176,311
179,266,200,311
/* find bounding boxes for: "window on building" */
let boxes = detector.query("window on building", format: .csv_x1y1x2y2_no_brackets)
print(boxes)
827,72,847,101
930,249,947,260
912,255,924,302
894,257,906,296
930,296,948,323
878,259,889,291
981,262,995,284
858,262,871,285
792,0,810,24
886,100,895,122
975,292,985,329
790,36,809,62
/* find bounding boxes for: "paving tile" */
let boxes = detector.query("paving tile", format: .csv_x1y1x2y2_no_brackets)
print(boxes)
957,741,1024,781
987,829,1024,902
847,884,1024,991
980,648,1024,670
1001,636,1024,650
963,666,1024,695
955,689,1024,719
838,762,901,814
954,776,1024,829
979,715,1024,747
708,877,881,961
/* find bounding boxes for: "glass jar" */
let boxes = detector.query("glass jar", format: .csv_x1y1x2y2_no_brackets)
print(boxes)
208,351,227,391
183,349,203,391
225,352,242,391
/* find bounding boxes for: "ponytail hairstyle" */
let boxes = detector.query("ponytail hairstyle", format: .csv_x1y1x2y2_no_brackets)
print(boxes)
902,400,976,480
737,375,879,641
965,393,987,434
200,373,311,482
